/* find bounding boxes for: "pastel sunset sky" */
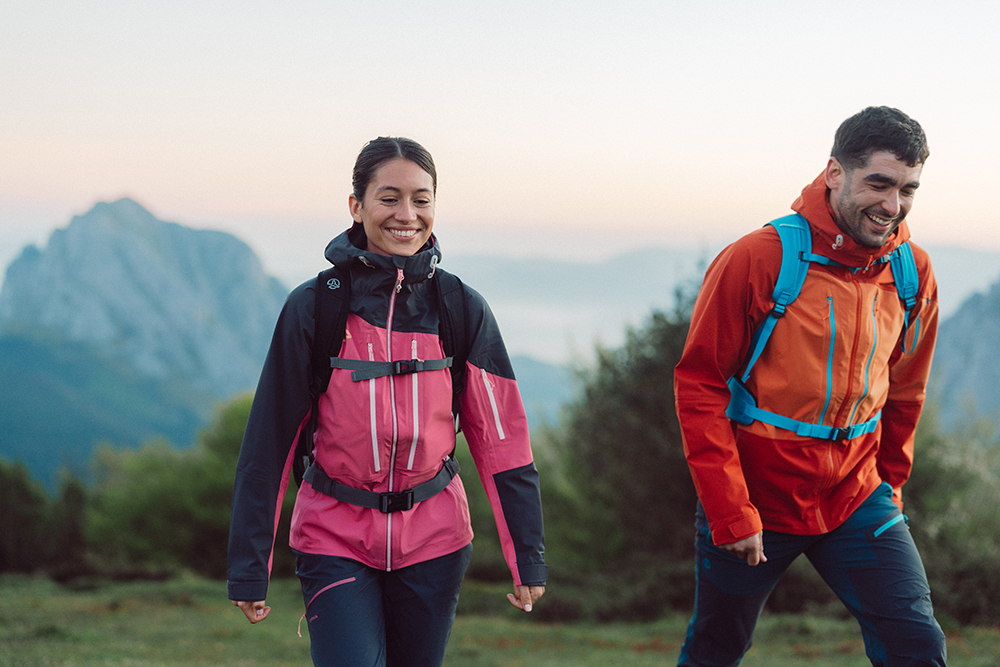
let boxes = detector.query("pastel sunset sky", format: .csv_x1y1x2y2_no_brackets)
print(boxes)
2,0,998,287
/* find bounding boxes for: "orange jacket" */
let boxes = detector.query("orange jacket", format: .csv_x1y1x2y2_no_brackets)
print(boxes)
674,173,938,545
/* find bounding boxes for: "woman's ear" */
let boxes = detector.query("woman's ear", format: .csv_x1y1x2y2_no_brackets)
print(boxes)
349,194,363,222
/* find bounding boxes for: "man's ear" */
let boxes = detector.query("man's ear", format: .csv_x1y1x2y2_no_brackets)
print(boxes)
824,157,845,191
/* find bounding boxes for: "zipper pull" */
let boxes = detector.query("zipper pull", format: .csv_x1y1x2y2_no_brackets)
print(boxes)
394,268,404,293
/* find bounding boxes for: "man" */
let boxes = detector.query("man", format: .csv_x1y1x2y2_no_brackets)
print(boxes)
673,107,946,666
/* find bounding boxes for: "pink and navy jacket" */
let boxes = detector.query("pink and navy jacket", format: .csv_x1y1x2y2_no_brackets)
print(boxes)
228,224,547,602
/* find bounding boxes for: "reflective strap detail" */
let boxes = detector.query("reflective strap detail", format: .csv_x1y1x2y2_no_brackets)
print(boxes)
367,343,380,473
874,514,906,537
330,356,453,382
303,456,460,513
481,368,506,440
408,340,419,470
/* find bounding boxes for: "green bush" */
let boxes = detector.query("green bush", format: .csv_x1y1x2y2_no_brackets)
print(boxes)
0,459,52,573
907,411,1000,625
86,395,270,578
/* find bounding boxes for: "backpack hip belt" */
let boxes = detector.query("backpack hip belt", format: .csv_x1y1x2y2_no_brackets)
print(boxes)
303,456,461,513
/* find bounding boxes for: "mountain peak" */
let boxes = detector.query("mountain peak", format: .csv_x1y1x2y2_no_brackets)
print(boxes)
0,199,288,397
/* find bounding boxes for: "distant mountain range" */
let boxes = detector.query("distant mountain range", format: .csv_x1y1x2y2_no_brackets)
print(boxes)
0,199,996,488
928,279,1000,434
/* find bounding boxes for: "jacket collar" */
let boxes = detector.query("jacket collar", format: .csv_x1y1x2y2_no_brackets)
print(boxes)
323,222,442,286
791,171,910,269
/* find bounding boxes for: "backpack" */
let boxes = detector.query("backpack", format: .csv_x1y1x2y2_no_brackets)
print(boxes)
725,213,921,441
292,265,471,486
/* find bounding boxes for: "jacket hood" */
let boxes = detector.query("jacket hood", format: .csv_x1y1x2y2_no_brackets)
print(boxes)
791,171,911,269
324,222,443,285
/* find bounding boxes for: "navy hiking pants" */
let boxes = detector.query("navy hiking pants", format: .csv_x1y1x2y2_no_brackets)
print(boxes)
677,483,946,667
295,543,473,667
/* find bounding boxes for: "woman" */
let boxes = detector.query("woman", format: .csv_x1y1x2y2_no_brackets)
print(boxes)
228,137,547,667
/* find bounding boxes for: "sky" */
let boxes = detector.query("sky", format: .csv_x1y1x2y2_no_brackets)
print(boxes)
2,0,1000,290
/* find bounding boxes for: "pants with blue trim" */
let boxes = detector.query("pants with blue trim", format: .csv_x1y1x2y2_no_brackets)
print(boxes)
677,483,946,667
295,543,472,667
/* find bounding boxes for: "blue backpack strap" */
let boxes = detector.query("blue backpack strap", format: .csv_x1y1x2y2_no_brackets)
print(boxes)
727,214,810,425
739,214,811,383
728,376,882,438
887,242,920,352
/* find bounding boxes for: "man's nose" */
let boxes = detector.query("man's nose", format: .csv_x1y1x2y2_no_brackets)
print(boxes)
881,190,901,217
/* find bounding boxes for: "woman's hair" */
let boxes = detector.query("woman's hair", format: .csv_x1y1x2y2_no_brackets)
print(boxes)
352,137,437,200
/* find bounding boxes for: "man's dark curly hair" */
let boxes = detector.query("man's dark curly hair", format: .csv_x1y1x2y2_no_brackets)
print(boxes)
832,106,929,169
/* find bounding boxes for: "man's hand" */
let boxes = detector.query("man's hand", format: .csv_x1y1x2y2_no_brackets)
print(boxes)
232,599,271,623
718,531,767,566
507,584,545,612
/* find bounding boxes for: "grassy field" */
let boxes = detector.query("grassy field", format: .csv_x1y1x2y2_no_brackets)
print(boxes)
3,574,998,666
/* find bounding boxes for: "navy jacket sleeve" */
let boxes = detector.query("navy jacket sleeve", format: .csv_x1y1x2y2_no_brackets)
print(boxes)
227,280,314,602
457,285,548,586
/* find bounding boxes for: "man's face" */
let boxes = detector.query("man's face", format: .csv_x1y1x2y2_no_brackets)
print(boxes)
825,151,923,249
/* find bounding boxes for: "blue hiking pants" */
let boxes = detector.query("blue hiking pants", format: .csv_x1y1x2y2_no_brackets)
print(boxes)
295,543,473,667
677,483,946,666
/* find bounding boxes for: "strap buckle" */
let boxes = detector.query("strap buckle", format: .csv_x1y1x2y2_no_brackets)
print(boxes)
379,490,415,513
831,427,850,441
393,359,421,375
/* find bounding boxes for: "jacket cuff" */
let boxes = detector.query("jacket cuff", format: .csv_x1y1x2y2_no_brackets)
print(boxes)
710,513,762,546
517,563,548,586
228,580,269,602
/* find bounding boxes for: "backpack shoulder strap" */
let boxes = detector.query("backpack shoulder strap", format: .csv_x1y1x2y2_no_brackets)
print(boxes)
887,241,920,352
434,269,471,427
311,266,352,394
295,266,351,486
739,213,811,382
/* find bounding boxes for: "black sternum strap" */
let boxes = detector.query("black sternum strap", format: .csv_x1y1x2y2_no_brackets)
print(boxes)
303,456,460,513
330,356,453,382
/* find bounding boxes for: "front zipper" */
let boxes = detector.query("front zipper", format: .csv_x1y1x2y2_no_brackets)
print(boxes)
832,277,864,427
820,296,835,426
384,268,404,571
848,294,879,425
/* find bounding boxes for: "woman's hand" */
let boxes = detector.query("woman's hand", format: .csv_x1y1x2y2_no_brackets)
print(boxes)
507,584,545,612
232,600,271,623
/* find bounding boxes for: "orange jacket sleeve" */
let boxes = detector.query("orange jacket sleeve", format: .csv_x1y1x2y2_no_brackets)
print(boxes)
674,227,781,545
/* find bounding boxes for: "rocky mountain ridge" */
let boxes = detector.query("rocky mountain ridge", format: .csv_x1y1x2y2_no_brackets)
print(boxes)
0,199,288,487
0,198,287,398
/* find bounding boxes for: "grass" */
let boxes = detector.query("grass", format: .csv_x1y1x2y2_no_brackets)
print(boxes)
3,574,998,666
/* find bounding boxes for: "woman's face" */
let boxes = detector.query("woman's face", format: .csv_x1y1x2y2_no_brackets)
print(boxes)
349,158,435,257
